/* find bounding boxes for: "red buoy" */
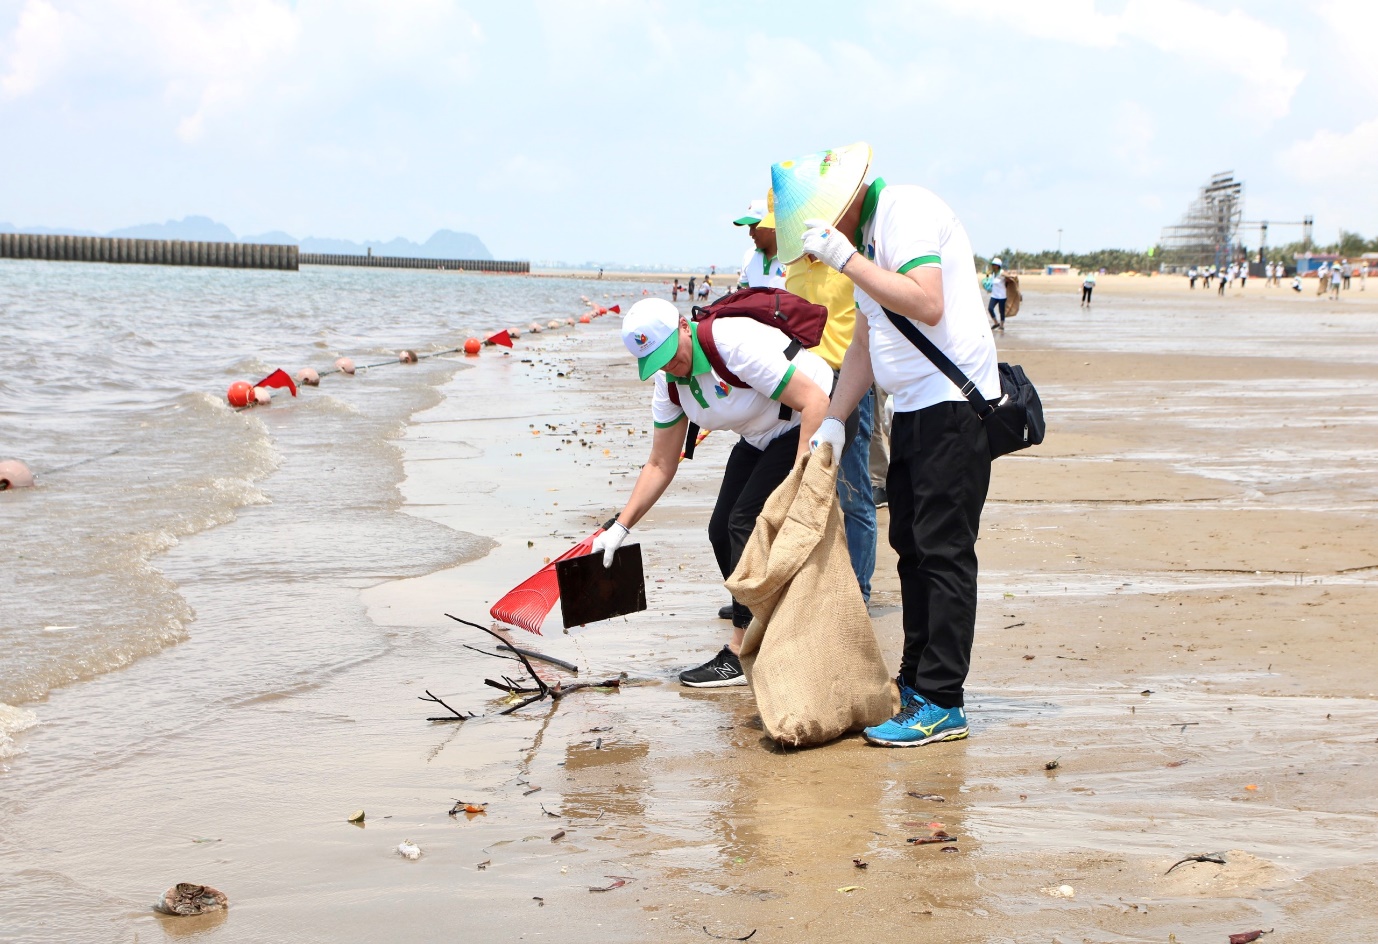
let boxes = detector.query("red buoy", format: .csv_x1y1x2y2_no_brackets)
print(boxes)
227,381,253,407
0,459,35,490
463,337,481,355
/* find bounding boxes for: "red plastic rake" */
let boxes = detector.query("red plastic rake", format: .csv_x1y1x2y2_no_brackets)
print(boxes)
490,519,614,634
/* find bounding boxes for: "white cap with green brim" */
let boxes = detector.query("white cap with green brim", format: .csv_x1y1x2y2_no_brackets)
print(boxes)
771,142,872,264
621,298,681,381
732,198,768,227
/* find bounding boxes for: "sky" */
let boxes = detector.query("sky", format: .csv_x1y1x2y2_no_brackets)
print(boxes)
2,0,1376,267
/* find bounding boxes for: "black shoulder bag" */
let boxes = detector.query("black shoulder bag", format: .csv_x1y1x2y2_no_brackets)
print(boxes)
883,307,1045,459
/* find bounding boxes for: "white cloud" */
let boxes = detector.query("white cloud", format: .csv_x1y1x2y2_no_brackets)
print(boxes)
0,0,73,98
931,0,1303,118
1279,116,1378,180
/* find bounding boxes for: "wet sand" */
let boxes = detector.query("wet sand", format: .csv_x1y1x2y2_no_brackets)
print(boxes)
3,277,1377,942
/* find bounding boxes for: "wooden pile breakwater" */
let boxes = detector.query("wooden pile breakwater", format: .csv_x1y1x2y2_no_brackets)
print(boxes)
0,233,299,270
299,253,528,273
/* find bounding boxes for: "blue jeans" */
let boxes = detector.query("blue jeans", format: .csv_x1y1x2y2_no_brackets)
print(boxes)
838,389,877,602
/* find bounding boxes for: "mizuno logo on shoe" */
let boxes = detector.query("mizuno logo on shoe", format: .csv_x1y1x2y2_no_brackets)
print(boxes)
915,712,950,737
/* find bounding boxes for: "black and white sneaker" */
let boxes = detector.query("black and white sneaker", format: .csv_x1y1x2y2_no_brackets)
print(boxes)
872,484,888,509
679,646,747,688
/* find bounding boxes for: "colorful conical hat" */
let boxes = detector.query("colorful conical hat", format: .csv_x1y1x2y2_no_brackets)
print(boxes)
771,142,872,264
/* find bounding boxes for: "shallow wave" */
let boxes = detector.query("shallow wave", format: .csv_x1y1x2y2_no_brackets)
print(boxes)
0,704,40,760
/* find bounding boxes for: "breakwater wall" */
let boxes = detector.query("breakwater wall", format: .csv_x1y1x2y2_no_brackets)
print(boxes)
0,233,299,270
299,253,528,273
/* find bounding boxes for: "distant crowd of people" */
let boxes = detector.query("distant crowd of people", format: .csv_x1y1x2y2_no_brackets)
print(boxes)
1185,258,1368,298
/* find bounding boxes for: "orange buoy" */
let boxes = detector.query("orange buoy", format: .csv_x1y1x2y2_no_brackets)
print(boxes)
596,306,607,315
296,368,320,387
335,357,356,375
227,381,253,407
253,387,272,405
0,459,35,490
579,313,591,324
463,337,481,355
399,350,418,364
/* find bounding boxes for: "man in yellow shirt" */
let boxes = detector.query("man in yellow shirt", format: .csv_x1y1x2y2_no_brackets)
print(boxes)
785,208,877,603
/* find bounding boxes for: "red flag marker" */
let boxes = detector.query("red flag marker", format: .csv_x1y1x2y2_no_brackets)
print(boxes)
609,305,621,314
486,329,513,348
254,368,298,397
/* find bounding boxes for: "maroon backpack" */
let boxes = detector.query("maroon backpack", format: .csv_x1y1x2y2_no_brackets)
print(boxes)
666,287,829,407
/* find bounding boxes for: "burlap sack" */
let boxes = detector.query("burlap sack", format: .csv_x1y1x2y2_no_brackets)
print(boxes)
726,443,900,747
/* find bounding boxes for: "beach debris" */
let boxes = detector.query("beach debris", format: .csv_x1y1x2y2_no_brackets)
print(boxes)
852,858,868,869
450,801,487,816
941,846,960,853
190,837,220,844
154,883,228,916
1166,852,1227,875
477,860,490,870
523,786,543,796
589,876,632,892
906,792,946,802
703,926,757,941
1141,689,1154,696
1229,931,1270,944
1041,884,1076,899
550,830,566,842
498,644,579,674
419,689,476,722
1045,757,1061,771
908,832,956,845
540,804,559,818
1166,759,1189,768
837,885,862,894
347,809,365,823
1245,784,1258,791
396,840,422,860
0,459,35,490
1023,654,1035,660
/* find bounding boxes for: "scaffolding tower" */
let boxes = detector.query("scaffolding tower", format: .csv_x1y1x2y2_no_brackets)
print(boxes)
1159,171,1243,271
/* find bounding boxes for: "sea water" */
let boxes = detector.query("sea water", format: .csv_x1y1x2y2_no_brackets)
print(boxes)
0,260,623,762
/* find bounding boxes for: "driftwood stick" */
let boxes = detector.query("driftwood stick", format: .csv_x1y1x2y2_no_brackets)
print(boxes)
445,614,549,700
463,644,520,663
498,645,579,674
419,689,472,721
550,678,624,699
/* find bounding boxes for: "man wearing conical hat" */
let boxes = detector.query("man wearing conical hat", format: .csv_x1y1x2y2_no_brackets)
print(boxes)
775,143,999,748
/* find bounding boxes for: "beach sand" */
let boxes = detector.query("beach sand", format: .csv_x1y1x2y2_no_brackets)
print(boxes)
3,275,1376,942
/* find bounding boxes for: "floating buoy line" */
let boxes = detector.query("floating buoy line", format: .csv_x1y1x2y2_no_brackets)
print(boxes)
2,293,646,488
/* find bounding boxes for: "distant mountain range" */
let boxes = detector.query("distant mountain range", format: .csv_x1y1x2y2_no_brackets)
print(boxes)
0,215,494,260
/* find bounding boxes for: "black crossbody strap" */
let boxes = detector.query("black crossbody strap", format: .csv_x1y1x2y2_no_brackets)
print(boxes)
882,307,993,419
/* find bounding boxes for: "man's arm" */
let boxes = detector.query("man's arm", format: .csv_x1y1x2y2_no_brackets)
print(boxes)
616,417,686,528
826,322,874,421
776,370,831,460
842,255,944,326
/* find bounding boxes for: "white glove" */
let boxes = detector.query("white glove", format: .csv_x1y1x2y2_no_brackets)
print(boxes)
809,417,846,457
590,522,630,568
800,218,858,272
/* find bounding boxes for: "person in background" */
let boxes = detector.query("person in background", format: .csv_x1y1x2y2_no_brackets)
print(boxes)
781,187,878,605
985,257,1008,331
733,197,787,289
698,276,712,301
687,275,696,299
1238,259,1247,291
1081,268,1096,307
1316,261,1329,296
776,142,998,748
1264,261,1273,286
1189,266,1198,289
1203,266,1213,291
1292,273,1303,292
1218,263,1228,296
1331,262,1343,300
672,278,682,301
596,298,835,687
1341,259,1352,290
1362,260,1368,291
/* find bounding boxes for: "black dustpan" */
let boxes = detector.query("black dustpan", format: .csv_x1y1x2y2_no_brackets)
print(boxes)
554,544,646,629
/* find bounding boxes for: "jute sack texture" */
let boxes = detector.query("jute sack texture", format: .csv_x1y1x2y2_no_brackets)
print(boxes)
726,443,900,747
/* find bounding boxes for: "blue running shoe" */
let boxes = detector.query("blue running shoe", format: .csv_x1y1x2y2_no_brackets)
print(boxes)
864,685,969,747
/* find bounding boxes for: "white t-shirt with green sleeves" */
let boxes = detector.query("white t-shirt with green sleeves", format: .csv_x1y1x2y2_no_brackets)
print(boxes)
649,318,833,450
853,182,1000,412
